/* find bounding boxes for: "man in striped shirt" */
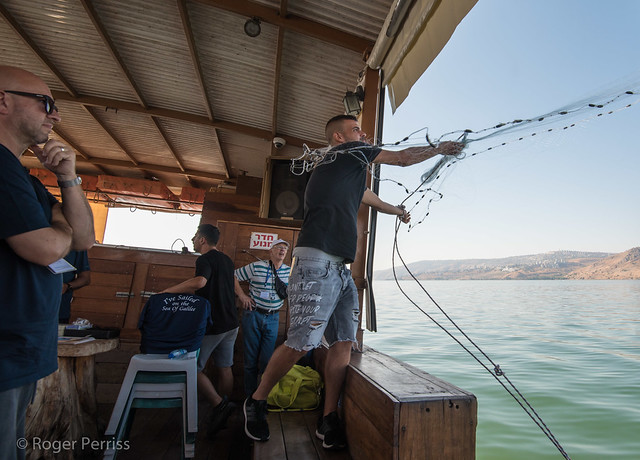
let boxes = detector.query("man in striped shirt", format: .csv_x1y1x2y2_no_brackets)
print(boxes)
234,239,290,397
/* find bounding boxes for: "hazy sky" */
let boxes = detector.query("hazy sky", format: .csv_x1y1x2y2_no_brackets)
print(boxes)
105,1,640,269
372,0,640,269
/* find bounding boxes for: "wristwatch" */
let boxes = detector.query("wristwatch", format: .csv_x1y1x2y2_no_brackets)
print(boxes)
57,176,82,188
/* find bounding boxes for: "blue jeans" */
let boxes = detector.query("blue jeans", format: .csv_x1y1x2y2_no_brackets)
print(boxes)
285,249,359,352
0,382,36,460
242,309,279,396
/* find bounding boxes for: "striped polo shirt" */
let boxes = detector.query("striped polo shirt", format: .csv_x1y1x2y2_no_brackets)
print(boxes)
235,260,290,311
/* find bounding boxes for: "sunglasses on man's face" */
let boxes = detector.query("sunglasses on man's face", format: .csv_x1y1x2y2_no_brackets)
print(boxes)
4,90,58,115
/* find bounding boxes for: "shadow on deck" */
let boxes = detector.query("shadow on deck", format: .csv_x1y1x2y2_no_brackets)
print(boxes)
110,401,350,460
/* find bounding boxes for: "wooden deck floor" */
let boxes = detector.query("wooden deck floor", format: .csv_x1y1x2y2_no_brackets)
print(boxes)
106,401,351,460
254,411,351,460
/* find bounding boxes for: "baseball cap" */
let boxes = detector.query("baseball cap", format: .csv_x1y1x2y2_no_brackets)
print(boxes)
271,239,290,248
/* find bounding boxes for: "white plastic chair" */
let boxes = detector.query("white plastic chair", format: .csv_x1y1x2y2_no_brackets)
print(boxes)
103,351,198,459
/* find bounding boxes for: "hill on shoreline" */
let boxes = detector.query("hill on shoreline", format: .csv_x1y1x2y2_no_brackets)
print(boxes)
374,248,640,280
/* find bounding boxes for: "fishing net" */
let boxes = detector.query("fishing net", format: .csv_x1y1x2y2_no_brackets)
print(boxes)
291,77,640,230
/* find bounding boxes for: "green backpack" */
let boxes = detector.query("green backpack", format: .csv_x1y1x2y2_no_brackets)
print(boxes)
267,365,323,411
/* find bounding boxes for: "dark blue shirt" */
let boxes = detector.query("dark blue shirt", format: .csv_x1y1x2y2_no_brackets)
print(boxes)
59,250,91,322
0,145,62,392
138,293,212,354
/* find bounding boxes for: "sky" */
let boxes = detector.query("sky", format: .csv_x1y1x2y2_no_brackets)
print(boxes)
105,1,640,268
103,207,200,251
372,0,640,269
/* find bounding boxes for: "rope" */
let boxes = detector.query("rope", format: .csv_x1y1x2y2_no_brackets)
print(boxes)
390,219,572,459
286,80,640,460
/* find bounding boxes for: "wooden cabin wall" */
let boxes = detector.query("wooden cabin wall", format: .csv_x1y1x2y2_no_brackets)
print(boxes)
72,246,199,418
84,220,300,416
210,220,300,400
71,245,198,340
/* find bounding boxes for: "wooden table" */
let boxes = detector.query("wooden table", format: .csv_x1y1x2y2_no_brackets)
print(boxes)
25,338,119,459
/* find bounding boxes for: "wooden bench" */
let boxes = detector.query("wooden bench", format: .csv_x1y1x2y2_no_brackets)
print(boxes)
255,346,476,460
344,346,476,460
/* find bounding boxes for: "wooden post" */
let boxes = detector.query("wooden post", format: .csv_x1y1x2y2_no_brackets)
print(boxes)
25,339,119,459
353,66,381,349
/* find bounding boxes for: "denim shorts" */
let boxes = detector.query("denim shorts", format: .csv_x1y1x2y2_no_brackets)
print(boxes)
284,248,359,351
197,327,239,371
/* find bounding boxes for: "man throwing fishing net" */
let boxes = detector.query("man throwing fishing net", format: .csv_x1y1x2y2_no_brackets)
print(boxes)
243,114,464,449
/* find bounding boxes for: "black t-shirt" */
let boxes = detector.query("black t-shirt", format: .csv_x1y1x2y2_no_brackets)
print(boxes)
195,249,238,334
296,141,381,262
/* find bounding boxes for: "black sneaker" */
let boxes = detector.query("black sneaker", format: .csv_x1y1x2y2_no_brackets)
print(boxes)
315,411,347,450
206,396,235,437
243,397,270,441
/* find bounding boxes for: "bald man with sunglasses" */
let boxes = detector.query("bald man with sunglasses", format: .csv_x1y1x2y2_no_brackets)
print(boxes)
0,66,94,460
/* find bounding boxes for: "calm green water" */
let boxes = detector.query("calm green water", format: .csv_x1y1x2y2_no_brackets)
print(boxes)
364,280,640,460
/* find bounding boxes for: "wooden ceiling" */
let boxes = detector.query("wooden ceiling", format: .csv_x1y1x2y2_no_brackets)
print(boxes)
1,0,394,196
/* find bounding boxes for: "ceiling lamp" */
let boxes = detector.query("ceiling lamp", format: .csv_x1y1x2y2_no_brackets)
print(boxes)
343,85,365,116
244,17,261,37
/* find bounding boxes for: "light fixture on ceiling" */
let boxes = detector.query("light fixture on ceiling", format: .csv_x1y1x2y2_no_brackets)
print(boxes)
343,85,365,116
244,17,261,37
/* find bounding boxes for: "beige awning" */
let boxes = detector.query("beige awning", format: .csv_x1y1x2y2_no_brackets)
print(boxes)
368,0,478,112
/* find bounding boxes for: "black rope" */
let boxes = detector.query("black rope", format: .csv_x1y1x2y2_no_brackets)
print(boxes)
389,219,572,460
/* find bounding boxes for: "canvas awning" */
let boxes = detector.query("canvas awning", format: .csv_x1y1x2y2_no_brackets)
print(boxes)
368,0,478,112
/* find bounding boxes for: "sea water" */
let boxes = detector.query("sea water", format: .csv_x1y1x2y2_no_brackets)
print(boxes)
364,280,640,460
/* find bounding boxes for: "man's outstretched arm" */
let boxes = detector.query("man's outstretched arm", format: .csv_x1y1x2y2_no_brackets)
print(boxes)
373,141,464,166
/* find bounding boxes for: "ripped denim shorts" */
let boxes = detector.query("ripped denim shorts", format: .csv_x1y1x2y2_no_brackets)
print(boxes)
284,248,359,352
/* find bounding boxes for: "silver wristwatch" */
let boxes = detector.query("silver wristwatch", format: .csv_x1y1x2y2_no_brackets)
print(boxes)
57,176,82,188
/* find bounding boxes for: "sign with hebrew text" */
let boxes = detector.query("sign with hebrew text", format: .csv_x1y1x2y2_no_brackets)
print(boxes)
250,232,278,250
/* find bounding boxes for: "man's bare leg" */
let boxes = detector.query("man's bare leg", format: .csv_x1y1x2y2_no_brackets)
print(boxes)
322,340,352,416
197,371,222,406
203,367,235,436
244,343,306,441
252,343,306,400
214,366,233,398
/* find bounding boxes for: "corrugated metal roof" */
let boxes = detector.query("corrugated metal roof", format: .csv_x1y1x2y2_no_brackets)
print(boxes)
1,0,395,199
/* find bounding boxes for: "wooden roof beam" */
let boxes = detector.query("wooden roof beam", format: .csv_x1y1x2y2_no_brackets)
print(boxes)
150,116,198,187
77,157,228,182
177,0,232,179
279,0,289,17
79,0,148,108
271,27,284,137
81,106,140,167
272,0,288,136
0,3,77,96
195,0,373,53
51,91,323,149
178,0,214,121
50,127,110,175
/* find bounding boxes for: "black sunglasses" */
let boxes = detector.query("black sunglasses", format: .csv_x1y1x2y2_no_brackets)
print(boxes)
4,90,58,115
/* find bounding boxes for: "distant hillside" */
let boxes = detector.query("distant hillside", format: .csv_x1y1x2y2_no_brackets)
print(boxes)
567,247,640,279
375,248,640,280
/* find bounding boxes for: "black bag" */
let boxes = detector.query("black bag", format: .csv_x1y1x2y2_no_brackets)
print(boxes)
270,260,288,300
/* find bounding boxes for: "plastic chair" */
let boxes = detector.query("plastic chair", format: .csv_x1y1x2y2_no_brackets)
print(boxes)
103,351,198,459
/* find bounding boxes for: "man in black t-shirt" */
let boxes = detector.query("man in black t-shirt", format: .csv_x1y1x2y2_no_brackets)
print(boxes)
244,115,464,448
162,224,238,437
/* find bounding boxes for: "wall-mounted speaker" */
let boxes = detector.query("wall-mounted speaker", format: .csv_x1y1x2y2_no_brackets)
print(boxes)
260,158,309,220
